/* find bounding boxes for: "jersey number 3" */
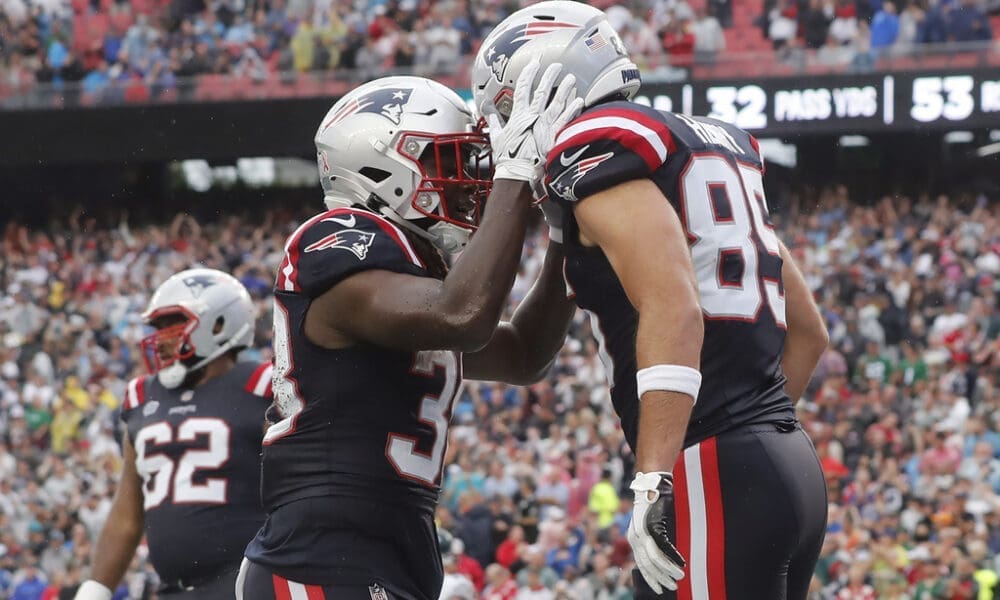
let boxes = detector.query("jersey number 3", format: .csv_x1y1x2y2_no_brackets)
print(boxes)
387,351,460,486
134,418,230,510
680,155,786,327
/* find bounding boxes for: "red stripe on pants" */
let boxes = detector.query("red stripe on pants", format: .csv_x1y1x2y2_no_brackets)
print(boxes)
701,438,728,600
305,584,326,600
673,449,692,600
272,574,291,600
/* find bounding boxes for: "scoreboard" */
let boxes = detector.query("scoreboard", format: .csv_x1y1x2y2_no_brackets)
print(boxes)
636,68,1000,136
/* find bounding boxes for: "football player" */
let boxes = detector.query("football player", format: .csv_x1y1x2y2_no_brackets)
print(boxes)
74,268,272,600
239,70,581,600
472,3,831,599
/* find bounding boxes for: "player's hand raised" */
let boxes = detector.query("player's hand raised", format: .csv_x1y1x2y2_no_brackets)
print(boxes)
531,71,583,165
528,70,583,203
628,471,686,594
486,59,568,185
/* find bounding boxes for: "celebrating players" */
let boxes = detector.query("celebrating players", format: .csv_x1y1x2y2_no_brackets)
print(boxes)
472,3,831,598
238,70,580,600
74,268,272,600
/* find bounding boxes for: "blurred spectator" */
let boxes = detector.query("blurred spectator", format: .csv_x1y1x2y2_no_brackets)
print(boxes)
1,0,997,111
948,0,993,42
768,0,799,50
919,0,950,43
802,0,835,49
829,0,859,45
661,18,696,65
586,470,618,529
423,15,461,74
619,19,661,60
441,551,477,600
483,564,519,600
869,2,900,53
690,6,726,63
894,2,925,53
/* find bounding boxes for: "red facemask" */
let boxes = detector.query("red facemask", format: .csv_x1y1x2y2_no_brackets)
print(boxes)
139,308,199,375
397,131,494,231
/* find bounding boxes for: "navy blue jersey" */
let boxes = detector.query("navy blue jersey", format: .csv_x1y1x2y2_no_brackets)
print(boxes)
545,101,793,450
119,362,271,586
248,207,459,598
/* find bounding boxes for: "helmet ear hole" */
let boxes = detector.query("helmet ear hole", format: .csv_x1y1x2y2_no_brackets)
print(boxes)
213,316,225,335
359,167,392,183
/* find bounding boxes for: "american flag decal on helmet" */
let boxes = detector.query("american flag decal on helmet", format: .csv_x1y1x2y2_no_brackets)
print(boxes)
585,33,607,52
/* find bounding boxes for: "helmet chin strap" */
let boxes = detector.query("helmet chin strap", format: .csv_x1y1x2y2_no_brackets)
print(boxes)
157,323,252,389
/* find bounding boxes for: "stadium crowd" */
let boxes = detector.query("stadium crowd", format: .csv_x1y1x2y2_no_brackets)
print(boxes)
1,0,996,106
0,187,997,599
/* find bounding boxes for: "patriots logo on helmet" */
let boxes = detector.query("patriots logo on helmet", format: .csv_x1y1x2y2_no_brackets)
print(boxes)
182,275,218,298
320,88,414,131
484,21,579,82
303,229,376,260
548,152,614,202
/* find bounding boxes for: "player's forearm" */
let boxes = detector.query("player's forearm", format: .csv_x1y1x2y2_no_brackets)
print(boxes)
636,389,695,474
89,518,144,588
437,180,533,348
633,303,703,473
506,242,575,381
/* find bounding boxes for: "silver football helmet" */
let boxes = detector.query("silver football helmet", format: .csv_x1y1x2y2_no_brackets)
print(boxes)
472,1,640,124
140,268,255,389
315,76,492,254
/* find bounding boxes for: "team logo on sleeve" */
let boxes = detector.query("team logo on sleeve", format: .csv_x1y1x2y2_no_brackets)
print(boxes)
548,152,614,202
485,22,579,82
303,229,376,260
320,88,414,131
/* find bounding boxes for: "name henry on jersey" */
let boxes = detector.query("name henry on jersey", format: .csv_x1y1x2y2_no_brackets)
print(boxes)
675,114,743,155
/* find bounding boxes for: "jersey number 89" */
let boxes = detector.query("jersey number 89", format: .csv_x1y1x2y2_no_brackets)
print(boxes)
680,154,786,327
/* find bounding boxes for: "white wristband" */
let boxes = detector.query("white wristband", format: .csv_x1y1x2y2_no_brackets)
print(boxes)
636,365,701,403
75,580,113,600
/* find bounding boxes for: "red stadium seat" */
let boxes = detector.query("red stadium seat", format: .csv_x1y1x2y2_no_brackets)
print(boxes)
194,74,231,101
72,14,109,53
948,52,981,68
918,54,950,70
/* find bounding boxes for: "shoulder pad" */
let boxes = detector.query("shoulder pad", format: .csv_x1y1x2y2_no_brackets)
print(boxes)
276,208,427,297
122,376,149,412
547,101,676,173
544,102,675,205
244,362,274,398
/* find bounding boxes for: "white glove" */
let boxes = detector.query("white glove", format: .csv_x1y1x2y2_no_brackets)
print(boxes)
627,472,686,594
532,72,585,166
487,59,564,183
529,71,584,208
75,580,113,600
